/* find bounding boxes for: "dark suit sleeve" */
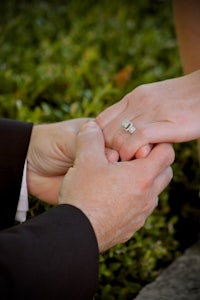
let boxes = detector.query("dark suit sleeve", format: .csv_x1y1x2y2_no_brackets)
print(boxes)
0,119,99,300
0,118,33,230
0,205,99,300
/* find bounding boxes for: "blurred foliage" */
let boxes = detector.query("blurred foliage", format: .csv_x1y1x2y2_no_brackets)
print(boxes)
0,0,199,299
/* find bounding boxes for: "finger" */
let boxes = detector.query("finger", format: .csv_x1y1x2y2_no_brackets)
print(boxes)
118,126,151,161
75,121,107,166
126,143,174,178
96,103,133,153
143,166,173,220
98,115,149,160
139,143,175,180
119,122,176,161
105,148,120,163
135,144,153,159
152,166,173,197
96,100,126,128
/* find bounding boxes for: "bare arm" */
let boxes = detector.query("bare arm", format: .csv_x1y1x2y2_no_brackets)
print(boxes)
173,0,200,74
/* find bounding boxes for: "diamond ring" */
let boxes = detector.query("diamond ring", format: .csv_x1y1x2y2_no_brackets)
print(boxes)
121,119,136,134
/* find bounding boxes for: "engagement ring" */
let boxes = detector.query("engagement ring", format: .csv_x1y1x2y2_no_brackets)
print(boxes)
121,119,136,134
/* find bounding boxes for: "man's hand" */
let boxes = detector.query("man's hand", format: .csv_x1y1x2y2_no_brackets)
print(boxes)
59,121,174,253
27,119,90,204
27,118,119,204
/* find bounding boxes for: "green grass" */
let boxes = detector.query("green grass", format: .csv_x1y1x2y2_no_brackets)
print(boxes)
0,1,199,299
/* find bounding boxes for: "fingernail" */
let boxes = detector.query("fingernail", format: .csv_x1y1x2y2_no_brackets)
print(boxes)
135,144,153,159
85,121,97,128
80,121,99,134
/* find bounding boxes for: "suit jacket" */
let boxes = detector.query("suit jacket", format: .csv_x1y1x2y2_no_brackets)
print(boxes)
0,118,99,300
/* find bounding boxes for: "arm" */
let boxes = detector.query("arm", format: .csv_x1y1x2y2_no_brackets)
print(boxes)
0,205,98,300
173,0,200,74
0,118,98,300
0,118,91,227
97,70,200,161
0,120,173,299
173,0,200,162
96,1,200,160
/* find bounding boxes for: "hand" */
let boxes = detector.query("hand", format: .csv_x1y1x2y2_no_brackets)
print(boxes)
96,70,200,161
27,119,89,204
59,121,174,253
27,119,119,204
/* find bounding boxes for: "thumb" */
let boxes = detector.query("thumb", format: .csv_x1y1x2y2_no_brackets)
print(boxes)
75,121,107,166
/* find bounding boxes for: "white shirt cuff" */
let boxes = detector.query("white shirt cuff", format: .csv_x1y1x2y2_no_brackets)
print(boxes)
15,160,29,222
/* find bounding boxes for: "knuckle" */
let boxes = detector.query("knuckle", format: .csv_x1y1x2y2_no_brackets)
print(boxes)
164,144,175,164
134,216,146,232
133,84,154,105
139,196,158,218
140,178,153,191
138,127,150,143
123,84,153,111
121,234,132,244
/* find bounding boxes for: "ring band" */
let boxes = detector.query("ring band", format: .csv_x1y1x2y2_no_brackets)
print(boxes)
121,119,136,134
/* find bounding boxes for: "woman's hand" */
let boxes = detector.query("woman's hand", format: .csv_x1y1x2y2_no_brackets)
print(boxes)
96,70,200,160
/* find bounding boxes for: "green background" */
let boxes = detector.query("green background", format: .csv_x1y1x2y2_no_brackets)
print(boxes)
0,1,199,299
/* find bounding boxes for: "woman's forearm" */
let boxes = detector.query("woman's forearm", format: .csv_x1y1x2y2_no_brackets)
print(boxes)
173,0,200,74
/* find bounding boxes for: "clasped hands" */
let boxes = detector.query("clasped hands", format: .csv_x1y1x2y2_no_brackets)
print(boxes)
26,67,200,253
27,118,173,253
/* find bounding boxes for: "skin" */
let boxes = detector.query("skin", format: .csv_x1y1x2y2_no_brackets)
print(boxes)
27,118,119,204
27,0,200,207
173,0,200,161
96,70,200,161
59,121,174,253
26,0,200,253
95,0,200,161
173,0,200,74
